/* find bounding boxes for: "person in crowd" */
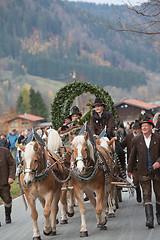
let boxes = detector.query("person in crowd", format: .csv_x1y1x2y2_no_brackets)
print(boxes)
60,115,71,132
128,118,160,229
125,122,131,135
89,98,114,138
58,106,82,135
7,129,18,161
0,146,16,224
120,120,142,203
69,106,82,123
139,109,150,121
36,128,43,138
17,131,26,163
0,134,10,148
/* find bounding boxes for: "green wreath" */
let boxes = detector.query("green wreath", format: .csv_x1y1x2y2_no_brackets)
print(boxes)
51,81,115,130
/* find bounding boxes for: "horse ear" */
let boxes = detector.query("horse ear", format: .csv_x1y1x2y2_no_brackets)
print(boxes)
95,138,101,145
108,137,117,147
33,142,39,152
18,144,25,152
57,127,61,134
84,132,89,142
69,133,74,142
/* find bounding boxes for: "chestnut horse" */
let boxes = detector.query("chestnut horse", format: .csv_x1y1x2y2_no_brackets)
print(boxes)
45,128,75,224
18,140,64,240
69,132,117,237
96,136,117,217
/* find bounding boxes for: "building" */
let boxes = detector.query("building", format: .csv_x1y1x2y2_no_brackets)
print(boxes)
115,99,160,125
3,113,44,134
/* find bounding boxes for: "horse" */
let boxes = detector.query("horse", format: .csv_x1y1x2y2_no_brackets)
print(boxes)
69,132,117,237
18,140,64,240
44,128,75,224
96,136,117,217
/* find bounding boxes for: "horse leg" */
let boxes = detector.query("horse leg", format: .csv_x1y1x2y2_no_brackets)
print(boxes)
67,180,74,217
108,192,116,218
95,186,107,230
60,183,68,224
25,194,41,240
74,186,88,237
43,192,53,236
84,189,96,208
50,186,61,235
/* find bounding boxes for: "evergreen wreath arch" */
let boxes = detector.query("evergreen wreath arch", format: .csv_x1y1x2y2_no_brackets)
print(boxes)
51,81,115,130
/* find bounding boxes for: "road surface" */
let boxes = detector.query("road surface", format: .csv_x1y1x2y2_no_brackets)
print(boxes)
0,190,160,240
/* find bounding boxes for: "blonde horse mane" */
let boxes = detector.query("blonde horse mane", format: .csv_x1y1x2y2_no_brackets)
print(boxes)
99,137,110,150
72,135,95,161
47,129,62,153
23,141,35,165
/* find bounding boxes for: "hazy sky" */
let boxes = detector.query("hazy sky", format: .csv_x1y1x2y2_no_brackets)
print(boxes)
68,0,147,5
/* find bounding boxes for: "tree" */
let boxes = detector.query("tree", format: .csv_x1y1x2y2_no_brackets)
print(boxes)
87,1,160,36
16,87,31,114
16,87,48,120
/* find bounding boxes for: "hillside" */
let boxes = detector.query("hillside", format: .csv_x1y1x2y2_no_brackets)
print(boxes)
0,0,160,113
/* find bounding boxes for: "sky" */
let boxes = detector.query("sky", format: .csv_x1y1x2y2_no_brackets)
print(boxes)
68,0,147,5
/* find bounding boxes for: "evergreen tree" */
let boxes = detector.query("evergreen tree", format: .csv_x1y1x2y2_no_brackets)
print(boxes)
16,87,31,114
16,87,48,120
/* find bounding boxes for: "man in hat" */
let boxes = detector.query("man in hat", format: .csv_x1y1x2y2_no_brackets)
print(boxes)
0,146,16,224
60,115,71,132
89,98,114,138
120,120,142,203
69,106,82,122
139,109,150,121
128,118,160,229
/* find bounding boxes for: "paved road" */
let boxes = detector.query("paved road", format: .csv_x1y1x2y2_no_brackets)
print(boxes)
0,190,160,240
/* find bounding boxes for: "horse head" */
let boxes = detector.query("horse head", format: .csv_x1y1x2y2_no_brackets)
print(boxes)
18,141,44,187
69,132,94,174
96,136,117,152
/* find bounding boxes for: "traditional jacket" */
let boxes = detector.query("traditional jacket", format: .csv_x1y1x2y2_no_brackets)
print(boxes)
89,110,114,137
128,133,160,176
0,147,16,186
120,131,140,163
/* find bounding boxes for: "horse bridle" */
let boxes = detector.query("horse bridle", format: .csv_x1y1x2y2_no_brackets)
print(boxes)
23,151,42,176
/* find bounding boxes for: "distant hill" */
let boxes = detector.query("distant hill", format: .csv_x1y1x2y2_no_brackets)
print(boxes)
0,0,159,111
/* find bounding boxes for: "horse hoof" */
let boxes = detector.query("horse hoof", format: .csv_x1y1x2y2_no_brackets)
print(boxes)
60,219,68,224
67,211,74,217
43,229,52,236
108,213,115,218
50,231,56,236
80,231,88,237
33,237,41,240
100,225,107,230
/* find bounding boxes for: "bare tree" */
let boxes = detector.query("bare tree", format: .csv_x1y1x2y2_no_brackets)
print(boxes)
86,0,160,36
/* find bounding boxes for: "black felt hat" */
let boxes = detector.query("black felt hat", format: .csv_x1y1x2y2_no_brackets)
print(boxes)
70,106,82,117
139,118,154,128
133,120,140,129
92,98,105,108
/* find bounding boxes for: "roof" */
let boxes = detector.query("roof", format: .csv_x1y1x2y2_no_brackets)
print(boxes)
19,114,44,121
5,114,44,123
115,99,158,110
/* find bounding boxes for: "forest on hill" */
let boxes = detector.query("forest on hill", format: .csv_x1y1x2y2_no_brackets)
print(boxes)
0,0,160,114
